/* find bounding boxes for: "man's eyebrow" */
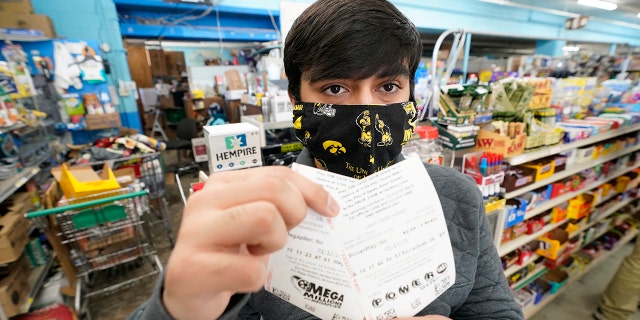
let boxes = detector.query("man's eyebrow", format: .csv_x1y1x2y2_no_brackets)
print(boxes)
376,66,411,79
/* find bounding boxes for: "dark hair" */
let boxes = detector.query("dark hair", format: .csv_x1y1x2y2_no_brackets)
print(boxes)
283,0,422,101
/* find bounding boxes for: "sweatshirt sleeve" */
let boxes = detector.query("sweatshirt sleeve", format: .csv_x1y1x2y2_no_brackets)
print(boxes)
450,203,524,320
128,274,250,320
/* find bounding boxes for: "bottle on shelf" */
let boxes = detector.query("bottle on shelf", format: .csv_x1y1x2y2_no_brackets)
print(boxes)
403,125,444,165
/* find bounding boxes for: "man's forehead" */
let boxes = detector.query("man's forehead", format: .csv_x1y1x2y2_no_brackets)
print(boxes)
303,63,412,83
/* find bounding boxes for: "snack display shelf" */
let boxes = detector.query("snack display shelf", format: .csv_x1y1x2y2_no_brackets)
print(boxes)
505,123,640,166
504,253,540,277
523,229,639,319
521,162,640,222
502,195,637,278
499,218,567,257
510,208,635,294
499,188,638,257
512,264,547,291
503,144,640,199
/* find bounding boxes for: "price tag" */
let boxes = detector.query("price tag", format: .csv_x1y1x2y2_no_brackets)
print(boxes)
550,146,560,154
510,155,525,164
14,177,27,188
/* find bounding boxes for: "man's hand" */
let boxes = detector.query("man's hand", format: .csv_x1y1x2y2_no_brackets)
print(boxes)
395,316,452,320
161,167,339,320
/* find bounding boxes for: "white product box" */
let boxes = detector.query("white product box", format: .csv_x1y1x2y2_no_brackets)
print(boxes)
204,123,262,173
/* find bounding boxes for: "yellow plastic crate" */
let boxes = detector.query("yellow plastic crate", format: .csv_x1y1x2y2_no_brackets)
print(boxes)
52,164,121,199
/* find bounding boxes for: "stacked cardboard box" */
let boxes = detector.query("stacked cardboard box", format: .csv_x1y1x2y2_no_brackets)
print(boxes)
0,0,56,38
0,255,30,317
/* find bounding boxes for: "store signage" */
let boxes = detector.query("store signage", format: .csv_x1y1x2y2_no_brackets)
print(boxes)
565,16,589,30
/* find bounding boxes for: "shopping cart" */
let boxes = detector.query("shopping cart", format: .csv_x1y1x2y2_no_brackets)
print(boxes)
71,152,175,247
26,184,163,317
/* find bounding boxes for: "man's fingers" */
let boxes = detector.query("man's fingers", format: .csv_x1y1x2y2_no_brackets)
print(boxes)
201,174,307,229
205,166,339,218
183,200,289,255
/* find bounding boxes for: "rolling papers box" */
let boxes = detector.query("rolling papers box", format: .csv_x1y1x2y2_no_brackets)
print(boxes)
204,123,262,173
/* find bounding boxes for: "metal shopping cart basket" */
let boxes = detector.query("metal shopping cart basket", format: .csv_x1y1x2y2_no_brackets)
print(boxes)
72,152,175,247
26,184,163,318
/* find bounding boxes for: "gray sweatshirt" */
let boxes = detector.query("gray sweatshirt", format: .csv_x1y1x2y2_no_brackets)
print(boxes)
130,149,523,319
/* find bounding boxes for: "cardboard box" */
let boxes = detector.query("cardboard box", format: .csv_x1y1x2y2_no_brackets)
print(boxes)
77,226,134,252
0,0,33,13
204,123,262,173
51,163,120,199
157,94,175,108
475,129,526,157
85,113,121,130
523,159,555,182
113,167,136,187
0,255,29,318
224,70,246,91
433,122,477,150
0,13,55,38
536,228,569,260
0,214,31,265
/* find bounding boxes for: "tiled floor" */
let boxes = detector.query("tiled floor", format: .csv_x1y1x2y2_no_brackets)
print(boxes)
84,163,640,320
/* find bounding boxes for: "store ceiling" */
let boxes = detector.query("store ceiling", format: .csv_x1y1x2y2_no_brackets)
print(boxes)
418,0,640,58
507,0,640,25
419,32,635,58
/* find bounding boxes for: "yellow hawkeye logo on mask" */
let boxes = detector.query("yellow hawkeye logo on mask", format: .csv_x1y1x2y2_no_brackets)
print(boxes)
322,140,346,155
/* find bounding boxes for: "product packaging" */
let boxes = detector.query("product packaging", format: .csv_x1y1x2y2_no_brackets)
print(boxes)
204,123,262,173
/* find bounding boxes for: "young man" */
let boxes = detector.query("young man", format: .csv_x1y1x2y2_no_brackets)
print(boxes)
131,0,523,319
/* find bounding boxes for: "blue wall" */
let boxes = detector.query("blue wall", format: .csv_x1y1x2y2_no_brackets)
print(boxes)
31,0,142,132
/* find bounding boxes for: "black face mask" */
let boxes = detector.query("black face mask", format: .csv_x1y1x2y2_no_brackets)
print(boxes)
293,101,417,179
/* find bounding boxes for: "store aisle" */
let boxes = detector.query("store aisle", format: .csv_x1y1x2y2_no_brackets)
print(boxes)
531,240,640,320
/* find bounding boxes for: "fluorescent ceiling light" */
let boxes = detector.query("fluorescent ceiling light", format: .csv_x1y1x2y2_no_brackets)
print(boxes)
577,0,617,11
563,46,580,52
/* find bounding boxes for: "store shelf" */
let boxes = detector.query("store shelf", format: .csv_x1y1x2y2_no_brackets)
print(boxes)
499,191,638,257
499,218,568,257
521,162,640,222
506,123,640,166
0,28,50,42
0,165,41,204
594,198,635,226
504,144,640,199
241,114,294,147
502,196,636,276
242,114,293,130
523,229,639,319
0,122,26,135
513,264,547,291
19,252,56,314
504,253,541,277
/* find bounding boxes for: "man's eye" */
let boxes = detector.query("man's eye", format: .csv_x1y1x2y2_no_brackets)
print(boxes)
325,85,345,95
381,84,398,93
